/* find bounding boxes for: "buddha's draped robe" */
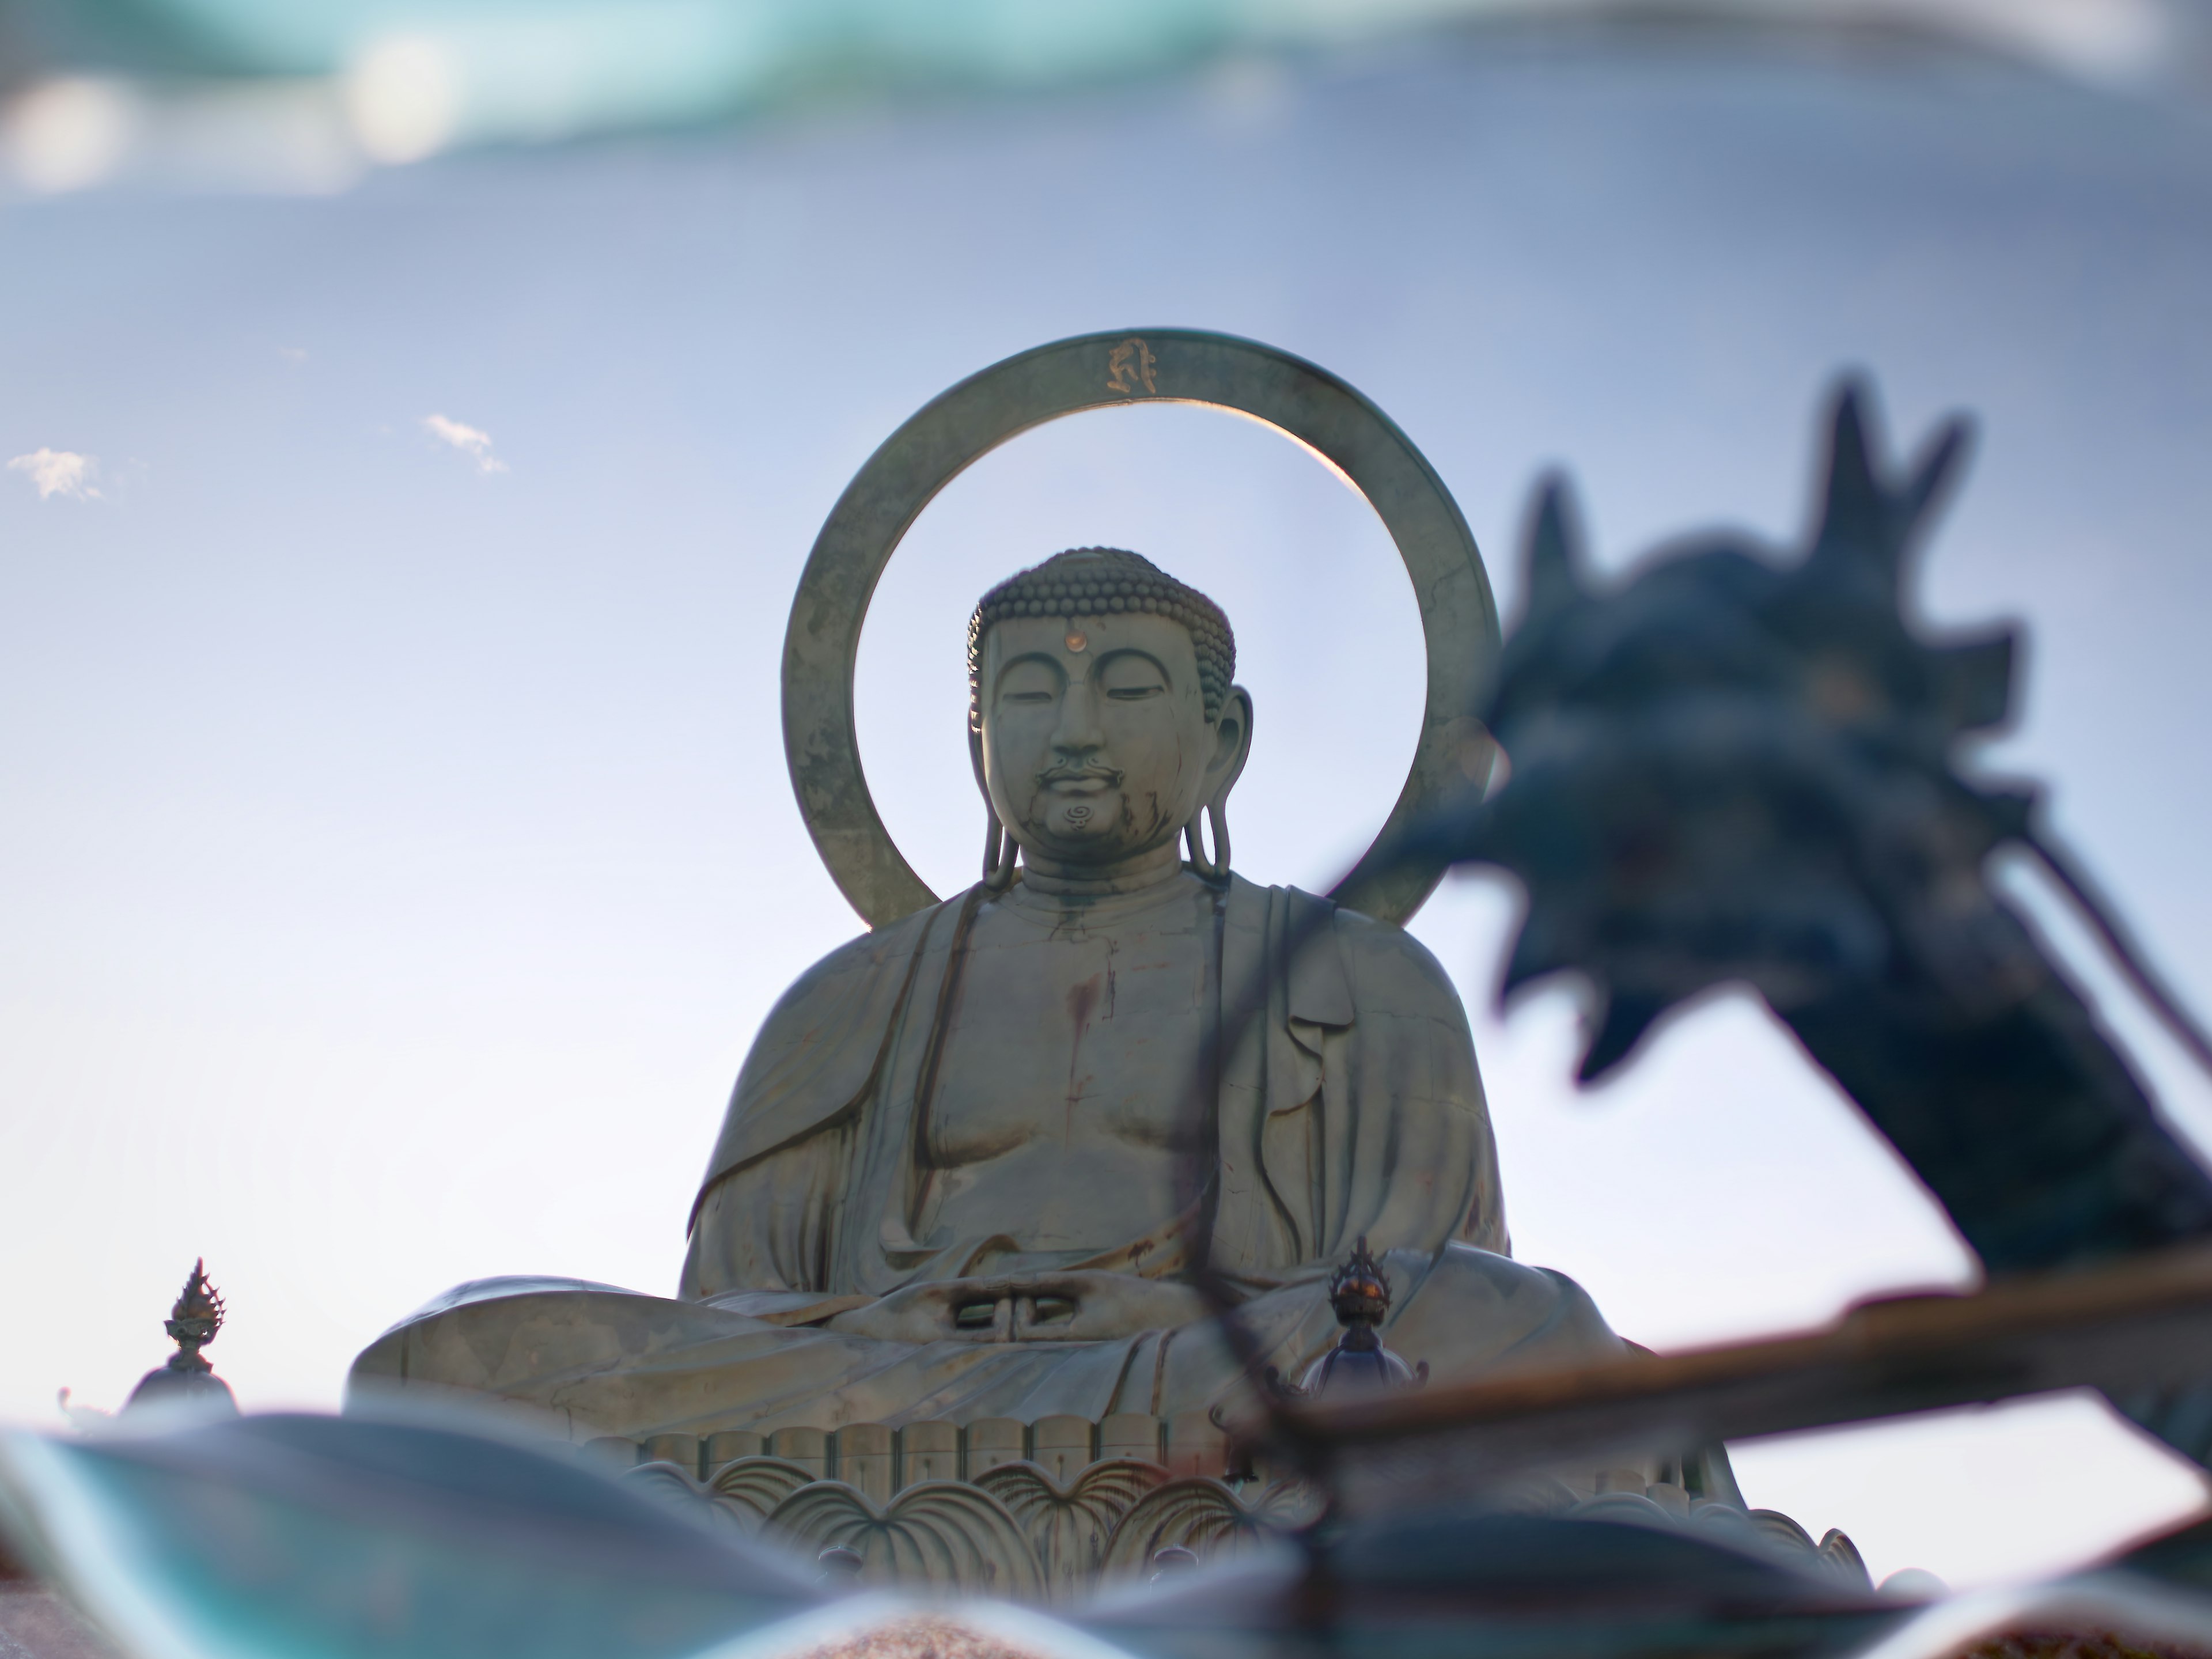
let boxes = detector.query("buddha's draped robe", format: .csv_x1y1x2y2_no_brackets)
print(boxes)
349,875,1627,1440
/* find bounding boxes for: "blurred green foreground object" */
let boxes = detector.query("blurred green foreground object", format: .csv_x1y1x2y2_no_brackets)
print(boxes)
6,0,2182,180
0,1414,817,1659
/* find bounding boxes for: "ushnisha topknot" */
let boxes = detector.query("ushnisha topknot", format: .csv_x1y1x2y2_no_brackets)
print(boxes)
968,548,1237,730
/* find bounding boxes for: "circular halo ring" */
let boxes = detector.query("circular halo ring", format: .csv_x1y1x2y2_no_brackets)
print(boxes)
783,328,1500,930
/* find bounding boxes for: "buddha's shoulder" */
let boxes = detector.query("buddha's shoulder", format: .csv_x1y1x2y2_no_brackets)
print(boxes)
756,895,963,1029
1240,876,1468,1024
1330,902,1467,1018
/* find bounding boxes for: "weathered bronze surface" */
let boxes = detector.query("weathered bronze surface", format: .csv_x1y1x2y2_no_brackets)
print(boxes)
355,537,1624,1456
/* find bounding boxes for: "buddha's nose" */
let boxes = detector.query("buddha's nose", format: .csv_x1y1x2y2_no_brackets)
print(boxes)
1052,683,1105,757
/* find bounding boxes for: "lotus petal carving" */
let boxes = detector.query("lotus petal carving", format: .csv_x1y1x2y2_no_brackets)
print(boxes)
1098,1477,1320,1578
974,1459,1166,1594
619,1459,707,1509
767,1479,1045,1599
1817,1527,1872,1589
706,1456,823,1536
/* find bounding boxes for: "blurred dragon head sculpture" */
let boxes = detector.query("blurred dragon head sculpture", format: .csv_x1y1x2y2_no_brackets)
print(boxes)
1434,381,2212,1281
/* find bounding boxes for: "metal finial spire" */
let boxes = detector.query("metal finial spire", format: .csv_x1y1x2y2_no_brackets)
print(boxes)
124,1259,237,1415
1327,1236,1392,1331
164,1259,225,1372
1269,1238,1427,1401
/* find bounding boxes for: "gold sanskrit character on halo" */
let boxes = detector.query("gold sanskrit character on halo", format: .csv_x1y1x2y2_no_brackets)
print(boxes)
1105,337,1157,395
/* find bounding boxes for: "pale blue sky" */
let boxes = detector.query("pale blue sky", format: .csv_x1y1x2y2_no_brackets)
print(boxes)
4,27,2211,1586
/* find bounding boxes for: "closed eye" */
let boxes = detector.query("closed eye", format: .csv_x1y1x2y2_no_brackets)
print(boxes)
1097,647,1170,701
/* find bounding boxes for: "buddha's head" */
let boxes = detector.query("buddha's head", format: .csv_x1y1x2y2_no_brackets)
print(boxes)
968,548,1252,878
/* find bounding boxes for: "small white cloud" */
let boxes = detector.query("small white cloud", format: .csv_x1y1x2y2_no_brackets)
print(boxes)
279,346,308,364
7,448,100,499
420,413,506,474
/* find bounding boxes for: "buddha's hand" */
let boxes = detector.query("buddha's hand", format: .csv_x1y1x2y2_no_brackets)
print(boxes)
1005,1272,1214,1342
820,1274,1213,1344
821,1281,1009,1344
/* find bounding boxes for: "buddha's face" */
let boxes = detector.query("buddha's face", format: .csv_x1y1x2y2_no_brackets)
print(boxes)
979,612,1243,870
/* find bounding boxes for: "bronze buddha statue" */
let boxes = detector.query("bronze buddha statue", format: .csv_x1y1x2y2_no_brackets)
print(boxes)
350,548,1631,1459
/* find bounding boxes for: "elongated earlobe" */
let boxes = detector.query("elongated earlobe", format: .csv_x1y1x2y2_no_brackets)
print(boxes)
982,809,1017,890
1187,684,1249,882
1184,802,1230,881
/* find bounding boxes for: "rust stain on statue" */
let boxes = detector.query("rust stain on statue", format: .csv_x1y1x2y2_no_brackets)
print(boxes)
1065,974,1101,1136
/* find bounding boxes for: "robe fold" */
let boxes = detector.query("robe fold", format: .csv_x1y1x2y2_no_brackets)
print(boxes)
684,874,1508,1308
349,876,1630,1442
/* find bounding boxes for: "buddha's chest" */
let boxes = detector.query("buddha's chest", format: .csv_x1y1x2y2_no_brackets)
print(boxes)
925,896,1217,1166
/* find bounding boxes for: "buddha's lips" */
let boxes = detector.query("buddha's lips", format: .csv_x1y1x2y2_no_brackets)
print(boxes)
1039,765,1122,791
